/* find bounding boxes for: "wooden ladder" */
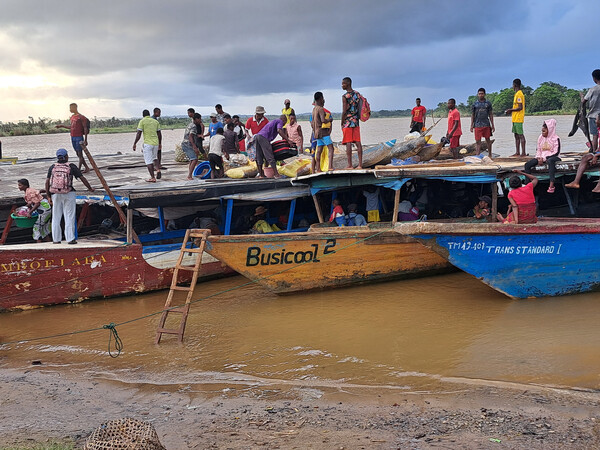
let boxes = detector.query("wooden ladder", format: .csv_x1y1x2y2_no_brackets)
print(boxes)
154,229,210,344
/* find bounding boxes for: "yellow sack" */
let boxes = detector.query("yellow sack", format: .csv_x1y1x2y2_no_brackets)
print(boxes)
226,161,258,179
279,158,311,178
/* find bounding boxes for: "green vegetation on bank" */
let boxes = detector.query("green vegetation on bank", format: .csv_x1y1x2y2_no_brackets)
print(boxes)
0,81,587,137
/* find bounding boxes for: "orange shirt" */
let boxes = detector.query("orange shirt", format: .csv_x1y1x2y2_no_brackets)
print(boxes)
447,108,462,136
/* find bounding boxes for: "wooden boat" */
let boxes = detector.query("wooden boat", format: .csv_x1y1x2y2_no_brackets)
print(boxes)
321,139,397,170
378,136,429,164
437,140,494,160
0,238,227,310
0,174,296,310
205,224,452,293
394,219,600,299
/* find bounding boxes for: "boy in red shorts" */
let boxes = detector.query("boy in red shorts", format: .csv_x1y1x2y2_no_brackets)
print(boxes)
341,77,363,169
470,88,495,158
446,98,462,159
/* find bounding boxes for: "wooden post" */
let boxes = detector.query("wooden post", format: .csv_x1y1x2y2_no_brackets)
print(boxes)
491,181,498,222
81,144,141,244
0,205,16,245
391,189,401,225
312,194,324,223
126,208,133,244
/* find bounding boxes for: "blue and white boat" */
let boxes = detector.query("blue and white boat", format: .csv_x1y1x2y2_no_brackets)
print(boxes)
395,219,600,299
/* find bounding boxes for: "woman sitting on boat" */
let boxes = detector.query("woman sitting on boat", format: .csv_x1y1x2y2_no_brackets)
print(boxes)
17,178,52,242
496,170,538,224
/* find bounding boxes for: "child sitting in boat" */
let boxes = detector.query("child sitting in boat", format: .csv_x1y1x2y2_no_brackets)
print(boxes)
524,119,561,194
346,203,367,226
497,170,538,224
397,200,420,221
329,198,346,226
17,178,52,242
469,195,491,220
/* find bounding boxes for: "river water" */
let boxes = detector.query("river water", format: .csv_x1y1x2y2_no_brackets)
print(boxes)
1,271,600,394
0,115,589,159
1,118,597,396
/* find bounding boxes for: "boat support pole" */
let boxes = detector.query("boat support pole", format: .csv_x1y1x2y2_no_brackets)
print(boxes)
491,181,498,222
312,194,324,223
392,189,401,225
81,144,141,244
287,199,296,231
126,208,133,243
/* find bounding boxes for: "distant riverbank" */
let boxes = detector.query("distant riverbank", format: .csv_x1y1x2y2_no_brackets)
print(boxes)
0,110,579,138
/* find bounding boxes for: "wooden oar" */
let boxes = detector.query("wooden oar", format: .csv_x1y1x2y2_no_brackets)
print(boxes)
81,143,141,244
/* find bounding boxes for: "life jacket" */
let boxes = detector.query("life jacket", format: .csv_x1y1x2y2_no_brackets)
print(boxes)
49,163,73,194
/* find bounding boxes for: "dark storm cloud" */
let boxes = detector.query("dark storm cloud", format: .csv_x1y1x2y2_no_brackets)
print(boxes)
1,1,526,93
1,0,597,118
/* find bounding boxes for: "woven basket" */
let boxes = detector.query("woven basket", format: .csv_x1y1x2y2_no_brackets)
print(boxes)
84,417,165,450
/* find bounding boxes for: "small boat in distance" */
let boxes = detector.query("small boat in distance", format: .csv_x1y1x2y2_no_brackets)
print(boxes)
394,219,600,299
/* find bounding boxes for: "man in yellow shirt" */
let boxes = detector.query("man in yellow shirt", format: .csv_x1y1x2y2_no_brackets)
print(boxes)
505,78,526,157
133,110,162,182
281,99,295,126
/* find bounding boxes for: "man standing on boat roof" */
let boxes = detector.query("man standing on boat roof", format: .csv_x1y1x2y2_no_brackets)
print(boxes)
410,98,426,133
46,148,94,245
215,104,228,124
505,78,526,157
151,107,166,169
246,106,270,137
282,99,295,126
205,113,224,138
54,103,91,174
446,98,462,159
133,109,162,182
470,88,495,158
255,114,289,178
341,76,363,169
182,113,204,180
582,69,600,152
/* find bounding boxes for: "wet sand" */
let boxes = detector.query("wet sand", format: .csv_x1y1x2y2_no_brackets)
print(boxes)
1,366,599,448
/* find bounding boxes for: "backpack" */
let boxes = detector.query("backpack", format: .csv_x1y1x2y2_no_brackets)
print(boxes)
359,94,371,122
49,163,73,194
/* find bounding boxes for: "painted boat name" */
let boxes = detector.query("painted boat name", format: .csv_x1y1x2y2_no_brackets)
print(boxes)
1,255,107,273
447,241,562,255
246,239,337,266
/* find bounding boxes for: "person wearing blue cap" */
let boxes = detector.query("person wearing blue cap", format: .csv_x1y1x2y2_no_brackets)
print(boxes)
45,149,94,244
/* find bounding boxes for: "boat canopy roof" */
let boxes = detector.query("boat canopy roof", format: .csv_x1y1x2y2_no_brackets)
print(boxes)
221,186,310,202
293,169,500,195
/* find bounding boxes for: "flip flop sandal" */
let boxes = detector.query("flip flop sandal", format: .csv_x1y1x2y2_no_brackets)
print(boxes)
146,178,156,183
156,171,162,179
547,187,555,193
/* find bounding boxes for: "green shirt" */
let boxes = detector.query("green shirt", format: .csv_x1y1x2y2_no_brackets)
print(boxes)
137,116,161,146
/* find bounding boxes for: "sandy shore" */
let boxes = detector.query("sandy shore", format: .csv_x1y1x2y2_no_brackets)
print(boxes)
1,366,599,449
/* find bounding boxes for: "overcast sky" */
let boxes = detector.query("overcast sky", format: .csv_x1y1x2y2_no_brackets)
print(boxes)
0,0,598,122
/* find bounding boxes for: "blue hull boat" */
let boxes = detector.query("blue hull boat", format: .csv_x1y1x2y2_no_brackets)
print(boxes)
394,219,600,299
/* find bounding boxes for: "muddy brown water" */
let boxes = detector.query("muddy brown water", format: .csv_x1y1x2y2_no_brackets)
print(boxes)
1,115,589,160
1,272,600,394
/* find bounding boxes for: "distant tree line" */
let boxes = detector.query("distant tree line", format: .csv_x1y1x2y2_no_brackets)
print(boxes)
0,81,587,137
432,81,583,117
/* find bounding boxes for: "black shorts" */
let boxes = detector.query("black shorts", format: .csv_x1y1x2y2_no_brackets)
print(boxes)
208,153,224,171
410,122,424,133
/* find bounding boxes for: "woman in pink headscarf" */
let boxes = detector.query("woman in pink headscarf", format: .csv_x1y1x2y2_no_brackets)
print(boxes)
524,119,561,193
